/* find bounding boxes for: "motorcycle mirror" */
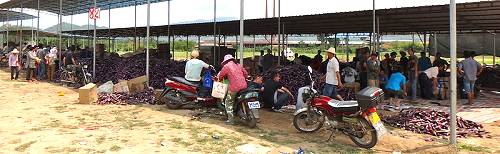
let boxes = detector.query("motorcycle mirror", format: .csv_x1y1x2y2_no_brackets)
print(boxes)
307,66,313,73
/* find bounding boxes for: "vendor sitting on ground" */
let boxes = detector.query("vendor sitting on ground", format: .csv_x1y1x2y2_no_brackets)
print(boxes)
262,71,294,113
419,63,446,100
384,66,407,109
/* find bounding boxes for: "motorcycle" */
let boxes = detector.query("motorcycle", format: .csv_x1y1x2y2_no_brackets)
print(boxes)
160,68,219,109
160,68,261,128
293,66,387,149
60,62,93,87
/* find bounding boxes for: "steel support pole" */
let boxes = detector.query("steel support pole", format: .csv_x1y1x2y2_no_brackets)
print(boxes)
214,0,217,65
253,35,256,58
36,0,40,45
31,19,33,44
146,0,151,83
6,9,9,47
20,3,23,47
449,0,458,146
240,0,245,65
434,33,438,55
87,11,90,47
58,0,62,67
186,36,189,59
377,16,380,55
93,0,97,78
108,4,111,52
198,36,201,49
494,34,497,67
167,0,171,59
346,33,350,61
134,2,137,51
372,0,376,53
277,0,280,65
71,14,73,45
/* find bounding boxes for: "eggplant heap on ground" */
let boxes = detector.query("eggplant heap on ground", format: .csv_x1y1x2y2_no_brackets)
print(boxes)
382,108,488,138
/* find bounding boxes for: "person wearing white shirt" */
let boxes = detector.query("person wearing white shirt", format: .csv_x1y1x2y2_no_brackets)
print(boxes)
418,64,445,99
323,47,344,101
185,50,210,82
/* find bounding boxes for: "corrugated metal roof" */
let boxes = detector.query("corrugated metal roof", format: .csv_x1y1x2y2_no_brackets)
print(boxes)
64,0,500,36
0,0,170,16
0,9,36,22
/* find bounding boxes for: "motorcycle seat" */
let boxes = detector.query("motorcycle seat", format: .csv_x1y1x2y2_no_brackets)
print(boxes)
328,100,360,113
328,100,359,108
170,77,199,87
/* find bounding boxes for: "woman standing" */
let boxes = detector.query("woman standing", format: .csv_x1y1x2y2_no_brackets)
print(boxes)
8,49,20,80
217,54,248,125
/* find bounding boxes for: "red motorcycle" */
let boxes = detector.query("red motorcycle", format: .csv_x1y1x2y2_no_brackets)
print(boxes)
293,67,387,149
159,69,261,128
159,69,219,109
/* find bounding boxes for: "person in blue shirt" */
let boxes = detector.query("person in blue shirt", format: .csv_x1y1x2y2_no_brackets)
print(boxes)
418,52,432,72
384,67,407,108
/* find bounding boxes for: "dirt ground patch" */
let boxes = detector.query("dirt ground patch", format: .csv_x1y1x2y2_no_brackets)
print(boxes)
0,69,498,153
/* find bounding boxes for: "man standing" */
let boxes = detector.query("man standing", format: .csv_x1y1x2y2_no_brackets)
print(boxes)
323,47,344,101
26,46,39,82
433,52,449,76
407,48,418,100
262,49,274,73
262,72,293,113
459,51,483,105
36,45,47,80
419,64,446,99
418,52,432,72
367,53,380,87
399,51,409,78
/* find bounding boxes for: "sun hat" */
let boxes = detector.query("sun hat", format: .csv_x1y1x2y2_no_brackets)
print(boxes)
191,50,200,58
327,47,336,54
11,48,19,54
221,54,235,64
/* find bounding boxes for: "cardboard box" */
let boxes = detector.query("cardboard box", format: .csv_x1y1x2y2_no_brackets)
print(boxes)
79,83,97,104
114,80,130,93
128,75,148,93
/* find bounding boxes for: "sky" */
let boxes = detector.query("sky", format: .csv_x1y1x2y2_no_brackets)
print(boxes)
0,0,484,30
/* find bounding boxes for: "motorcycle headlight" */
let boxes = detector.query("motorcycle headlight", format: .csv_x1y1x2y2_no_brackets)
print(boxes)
83,65,88,69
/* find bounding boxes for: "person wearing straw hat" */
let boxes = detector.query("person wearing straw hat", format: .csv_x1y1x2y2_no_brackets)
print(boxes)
323,47,344,101
8,48,20,80
217,54,248,125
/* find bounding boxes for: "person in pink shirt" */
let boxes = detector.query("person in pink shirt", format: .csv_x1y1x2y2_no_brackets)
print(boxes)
218,54,248,125
8,49,20,80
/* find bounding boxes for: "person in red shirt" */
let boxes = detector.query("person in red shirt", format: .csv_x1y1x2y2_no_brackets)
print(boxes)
218,54,248,125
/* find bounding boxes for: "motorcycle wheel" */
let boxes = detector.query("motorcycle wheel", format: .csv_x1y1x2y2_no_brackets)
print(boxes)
293,110,324,133
241,105,257,128
162,90,185,109
347,117,378,149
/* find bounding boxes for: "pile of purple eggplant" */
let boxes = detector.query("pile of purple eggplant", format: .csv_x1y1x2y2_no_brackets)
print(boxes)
382,108,487,138
96,88,161,105
78,53,186,89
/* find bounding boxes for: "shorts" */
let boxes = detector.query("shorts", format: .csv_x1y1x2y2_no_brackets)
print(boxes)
386,89,404,99
463,79,475,94
322,83,339,98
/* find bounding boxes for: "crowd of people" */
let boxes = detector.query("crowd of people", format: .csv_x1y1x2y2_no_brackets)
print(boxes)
253,46,484,111
1,42,81,83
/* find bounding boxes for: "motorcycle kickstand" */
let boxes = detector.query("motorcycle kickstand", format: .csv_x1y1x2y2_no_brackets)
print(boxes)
326,130,336,142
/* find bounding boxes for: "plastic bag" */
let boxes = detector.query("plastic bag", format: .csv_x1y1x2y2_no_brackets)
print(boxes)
211,81,228,99
97,81,114,94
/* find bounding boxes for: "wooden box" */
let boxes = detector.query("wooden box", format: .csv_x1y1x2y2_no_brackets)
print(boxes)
79,83,97,104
